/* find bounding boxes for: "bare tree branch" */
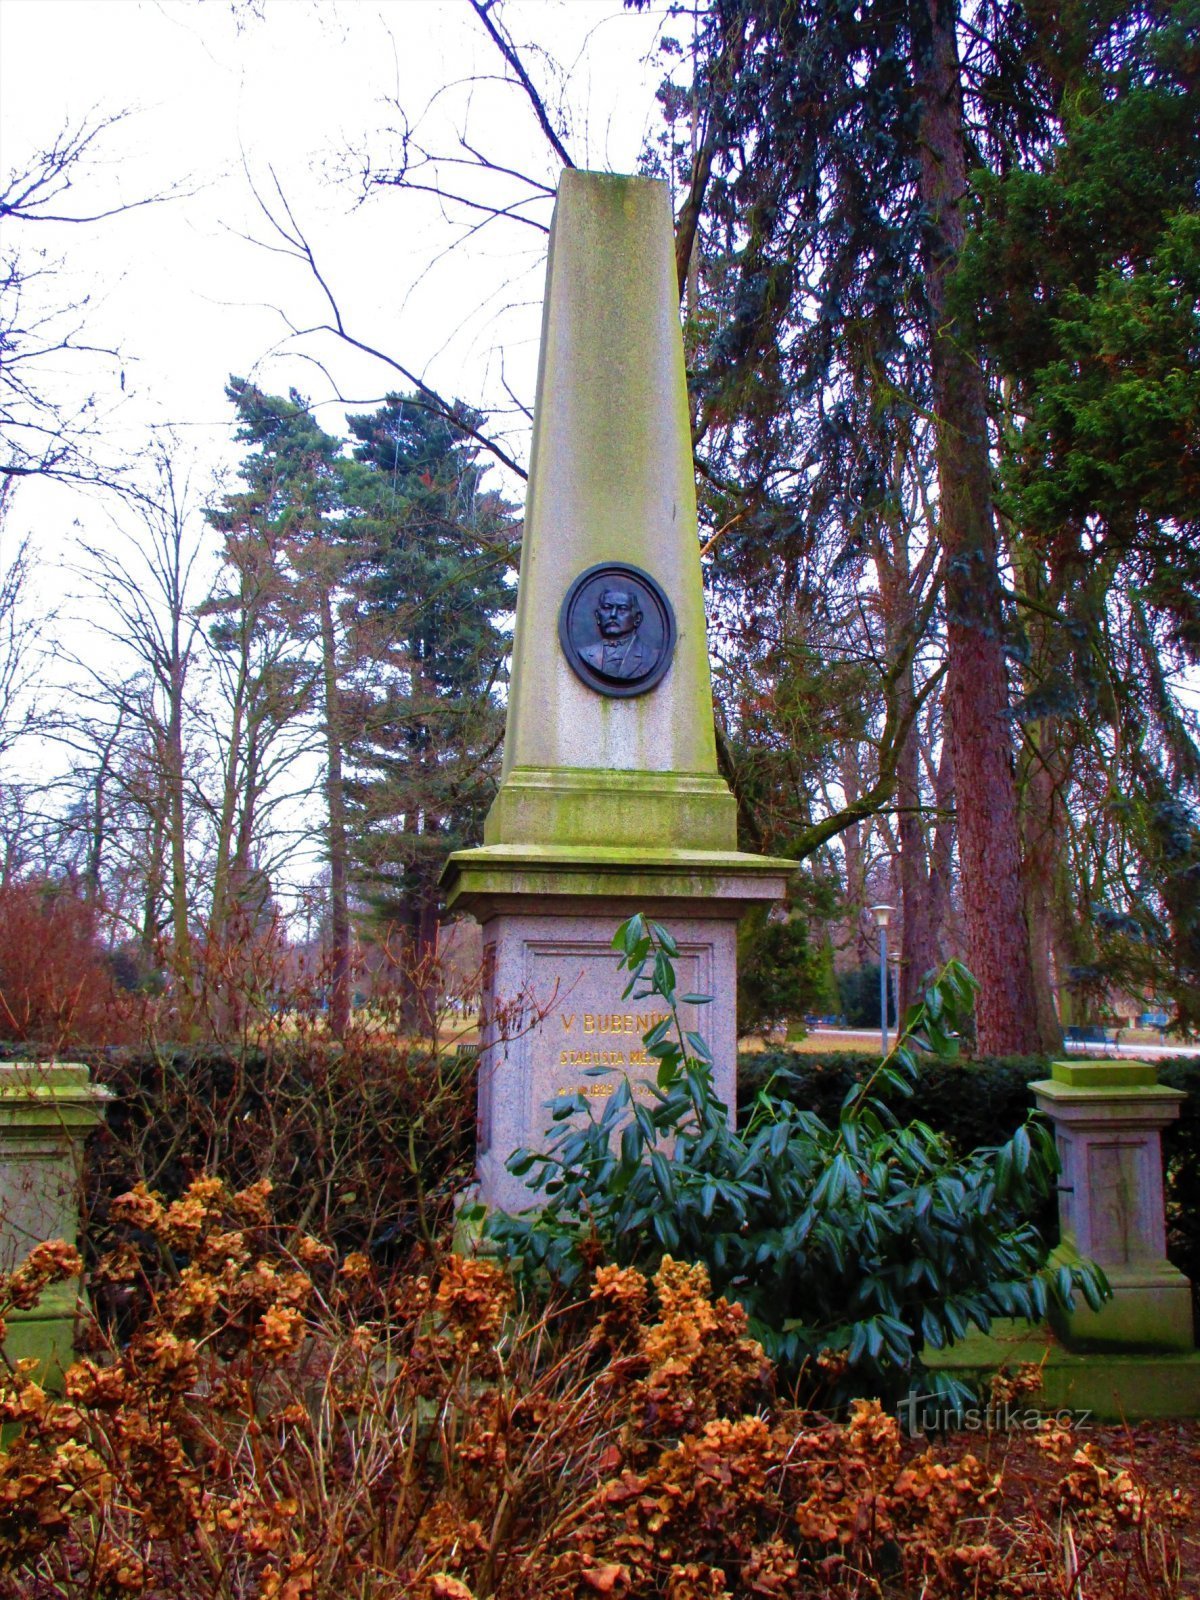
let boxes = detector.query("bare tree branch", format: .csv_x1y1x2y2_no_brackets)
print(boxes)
248,168,530,481
1,110,182,494
467,1,576,170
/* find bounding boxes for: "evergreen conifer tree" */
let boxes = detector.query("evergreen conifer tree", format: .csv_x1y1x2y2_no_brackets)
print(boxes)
340,395,516,1006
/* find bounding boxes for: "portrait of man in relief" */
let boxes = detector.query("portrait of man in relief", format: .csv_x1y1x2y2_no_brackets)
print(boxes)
580,586,658,680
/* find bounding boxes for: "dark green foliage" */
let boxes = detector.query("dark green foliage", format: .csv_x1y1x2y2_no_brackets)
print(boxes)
835,963,896,1030
203,381,345,941
740,1049,1058,1248
953,10,1200,1028
737,1051,1049,1157
961,64,1200,562
1159,1056,1200,1316
340,395,516,946
735,909,829,1035
747,1049,1200,1319
638,2,1200,1035
486,918,1106,1405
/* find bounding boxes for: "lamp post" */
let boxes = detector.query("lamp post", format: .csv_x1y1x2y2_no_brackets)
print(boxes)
870,904,893,1056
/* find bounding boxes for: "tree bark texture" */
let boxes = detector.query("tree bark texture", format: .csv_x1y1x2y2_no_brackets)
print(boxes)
1021,739,1068,1053
874,507,943,1017
320,589,352,1041
166,641,192,998
912,0,1040,1054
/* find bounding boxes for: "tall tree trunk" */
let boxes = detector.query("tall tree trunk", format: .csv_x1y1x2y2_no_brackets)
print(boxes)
320,589,351,1040
399,889,441,1042
925,729,956,966
166,644,192,998
1009,526,1068,1055
874,496,941,1017
895,671,939,1016
85,717,122,910
912,0,1039,1055
140,805,166,968
838,745,875,965
209,647,248,945
1021,736,1067,1053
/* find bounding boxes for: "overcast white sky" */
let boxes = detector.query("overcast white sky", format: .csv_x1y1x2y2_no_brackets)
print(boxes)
1,0,671,509
0,0,675,902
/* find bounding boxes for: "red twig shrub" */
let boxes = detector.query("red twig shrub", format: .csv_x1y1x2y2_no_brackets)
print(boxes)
0,881,138,1050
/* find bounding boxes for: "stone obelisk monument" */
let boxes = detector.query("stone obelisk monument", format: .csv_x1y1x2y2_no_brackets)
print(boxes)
443,171,792,1211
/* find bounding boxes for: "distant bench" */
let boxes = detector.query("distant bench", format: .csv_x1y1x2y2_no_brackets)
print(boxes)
1063,1024,1122,1048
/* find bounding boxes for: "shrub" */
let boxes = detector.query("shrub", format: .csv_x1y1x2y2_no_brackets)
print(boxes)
75,1037,478,1275
735,909,828,1035
485,918,1106,1405
0,1035,477,1285
836,962,896,1029
1159,1057,1200,1304
0,880,137,1049
0,1192,1188,1599
747,1051,1200,1311
738,1051,1050,1146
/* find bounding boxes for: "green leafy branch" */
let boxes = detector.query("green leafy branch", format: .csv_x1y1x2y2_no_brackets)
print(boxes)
486,916,1108,1406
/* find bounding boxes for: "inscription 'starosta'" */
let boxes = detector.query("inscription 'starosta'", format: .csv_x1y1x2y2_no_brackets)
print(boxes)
558,1048,652,1067
553,1006,680,1099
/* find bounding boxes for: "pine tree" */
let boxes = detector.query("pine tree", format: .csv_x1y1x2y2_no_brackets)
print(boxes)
956,6,1200,1028
205,380,354,1035
340,395,516,1011
637,0,1197,1048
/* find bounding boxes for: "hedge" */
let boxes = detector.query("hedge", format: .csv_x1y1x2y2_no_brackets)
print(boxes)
0,1037,1195,1321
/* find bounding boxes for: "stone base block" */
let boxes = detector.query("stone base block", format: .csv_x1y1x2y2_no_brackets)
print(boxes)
0,1062,110,1384
445,843,792,1217
474,903,738,1215
483,767,737,853
1048,1251,1195,1351
923,1319,1200,1420
3,1282,76,1390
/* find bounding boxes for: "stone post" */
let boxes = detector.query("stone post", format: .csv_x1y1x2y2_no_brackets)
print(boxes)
1033,1058,1192,1350
0,1062,111,1375
443,171,793,1213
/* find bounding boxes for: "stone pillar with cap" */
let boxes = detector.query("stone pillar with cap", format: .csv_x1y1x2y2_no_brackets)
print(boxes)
442,170,793,1213
1033,1058,1193,1350
0,1061,112,1378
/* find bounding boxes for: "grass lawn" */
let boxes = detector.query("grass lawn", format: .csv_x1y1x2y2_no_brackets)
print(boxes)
738,1027,883,1054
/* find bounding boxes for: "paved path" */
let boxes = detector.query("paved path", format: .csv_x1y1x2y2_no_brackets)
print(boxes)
801,1029,1200,1061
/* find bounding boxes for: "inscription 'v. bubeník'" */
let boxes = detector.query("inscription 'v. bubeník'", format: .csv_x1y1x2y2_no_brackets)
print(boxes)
559,1011,672,1034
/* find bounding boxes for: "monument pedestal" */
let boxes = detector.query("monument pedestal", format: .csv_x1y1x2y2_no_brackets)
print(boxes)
1033,1059,1193,1351
926,1057,1197,1419
446,849,789,1212
0,1063,111,1381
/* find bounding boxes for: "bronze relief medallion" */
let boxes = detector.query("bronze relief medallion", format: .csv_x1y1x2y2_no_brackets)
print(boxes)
558,562,677,698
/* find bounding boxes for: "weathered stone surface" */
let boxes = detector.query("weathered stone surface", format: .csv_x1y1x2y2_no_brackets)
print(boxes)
924,1318,1200,1420
443,169,793,1211
499,170,716,792
0,1062,111,1382
1034,1059,1193,1351
477,907,736,1214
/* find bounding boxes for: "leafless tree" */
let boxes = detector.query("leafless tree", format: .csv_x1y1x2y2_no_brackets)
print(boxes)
57,445,209,980
1,110,174,493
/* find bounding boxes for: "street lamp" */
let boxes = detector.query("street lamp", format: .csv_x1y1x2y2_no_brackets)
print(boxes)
870,904,893,1056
